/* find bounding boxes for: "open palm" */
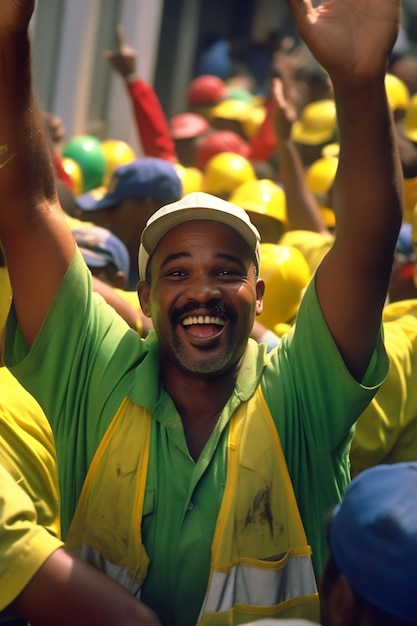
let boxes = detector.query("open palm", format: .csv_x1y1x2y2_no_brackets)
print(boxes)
287,0,402,81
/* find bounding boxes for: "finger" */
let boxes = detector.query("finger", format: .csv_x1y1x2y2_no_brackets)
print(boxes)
114,24,124,49
286,0,313,17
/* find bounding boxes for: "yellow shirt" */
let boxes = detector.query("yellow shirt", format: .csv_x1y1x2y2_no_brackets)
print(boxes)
350,299,417,477
0,367,60,538
0,464,62,613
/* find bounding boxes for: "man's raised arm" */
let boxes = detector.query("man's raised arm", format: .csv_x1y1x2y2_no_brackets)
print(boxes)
287,0,403,380
0,0,75,347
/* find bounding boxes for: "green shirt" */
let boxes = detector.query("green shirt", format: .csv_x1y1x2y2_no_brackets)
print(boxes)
5,249,389,626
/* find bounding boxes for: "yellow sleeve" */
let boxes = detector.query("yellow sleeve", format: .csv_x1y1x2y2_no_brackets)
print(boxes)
0,367,60,538
0,464,63,612
350,306,417,477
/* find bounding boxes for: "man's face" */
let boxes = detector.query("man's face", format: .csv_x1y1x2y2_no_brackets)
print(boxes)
139,220,264,377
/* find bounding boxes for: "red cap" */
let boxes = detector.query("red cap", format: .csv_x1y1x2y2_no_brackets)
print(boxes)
169,113,210,140
187,75,228,106
195,130,250,170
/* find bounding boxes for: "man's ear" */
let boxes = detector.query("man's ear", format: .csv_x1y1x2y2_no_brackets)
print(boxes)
137,281,151,317
113,270,127,291
255,278,265,316
326,574,357,626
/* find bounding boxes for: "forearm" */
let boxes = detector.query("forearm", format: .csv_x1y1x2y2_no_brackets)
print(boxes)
0,30,56,230
126,80,177,163
14,547,161,626
332,78,403,268
0,13,75,347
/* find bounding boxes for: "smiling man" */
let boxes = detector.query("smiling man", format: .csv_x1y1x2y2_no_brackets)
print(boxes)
0,0,403,625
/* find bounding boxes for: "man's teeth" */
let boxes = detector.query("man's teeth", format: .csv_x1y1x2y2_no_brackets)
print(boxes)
182,315,225,326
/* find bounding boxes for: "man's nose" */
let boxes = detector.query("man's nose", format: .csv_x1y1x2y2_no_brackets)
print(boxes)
185,274,221,301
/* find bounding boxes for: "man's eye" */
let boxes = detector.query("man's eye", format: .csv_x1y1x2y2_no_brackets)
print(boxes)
169,270,185,276
218,268,242,277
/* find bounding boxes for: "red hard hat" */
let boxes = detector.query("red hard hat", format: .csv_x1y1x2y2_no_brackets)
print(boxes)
186,75,228,106
195,130,250,170
169,112,210,140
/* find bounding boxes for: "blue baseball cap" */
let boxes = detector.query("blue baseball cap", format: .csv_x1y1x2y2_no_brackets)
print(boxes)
75,157,182,211
396,221,413,258
72,225,130,278
329,462,417,621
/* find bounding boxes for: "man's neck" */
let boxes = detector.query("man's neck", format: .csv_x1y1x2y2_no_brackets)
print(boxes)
162,364,238,461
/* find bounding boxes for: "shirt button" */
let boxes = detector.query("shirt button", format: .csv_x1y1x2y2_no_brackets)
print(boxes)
187,502,194,511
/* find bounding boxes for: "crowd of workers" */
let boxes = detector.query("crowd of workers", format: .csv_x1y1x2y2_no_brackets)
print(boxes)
1,0,417,625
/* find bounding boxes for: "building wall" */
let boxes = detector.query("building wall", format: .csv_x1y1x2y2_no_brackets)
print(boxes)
32,0,164,156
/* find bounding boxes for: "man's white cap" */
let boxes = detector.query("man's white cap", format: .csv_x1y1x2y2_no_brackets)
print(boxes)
138,191,261,280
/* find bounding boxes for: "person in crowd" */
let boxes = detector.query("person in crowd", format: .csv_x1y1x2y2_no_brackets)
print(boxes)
247,463,417,626
0,0,402,624
74,157,182,289
320,462,417,626
72,224,131,290
168,112,212,168
103,25,177,164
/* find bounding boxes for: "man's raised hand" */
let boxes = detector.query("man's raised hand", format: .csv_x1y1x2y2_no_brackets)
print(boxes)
286,0,402,83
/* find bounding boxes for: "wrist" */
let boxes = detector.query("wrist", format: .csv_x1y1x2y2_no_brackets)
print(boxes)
124,73,139,84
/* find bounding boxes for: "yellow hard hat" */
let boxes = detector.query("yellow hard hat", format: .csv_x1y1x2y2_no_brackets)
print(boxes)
318,204,336,229
306,155,338,195
306,156,338,229
273,322,292,337
202,151,257,197
229,179,287,225
209,98,254,123
403,93,417,143
101,139,136,186
242,105,266,139
173,163,204,195
291,99,337,146
61,157,84,196
258,243,311,328
385,73,410,112
321,142,340,158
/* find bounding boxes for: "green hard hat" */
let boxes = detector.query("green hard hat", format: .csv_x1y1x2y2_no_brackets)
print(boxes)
62,135,106,192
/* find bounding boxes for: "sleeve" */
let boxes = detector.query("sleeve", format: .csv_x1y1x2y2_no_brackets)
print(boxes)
264,274,390,451
350,308,417,477
4,248,148,536
0,464,62,612
248,97,277,162
126,79,178,163
261,276,390,576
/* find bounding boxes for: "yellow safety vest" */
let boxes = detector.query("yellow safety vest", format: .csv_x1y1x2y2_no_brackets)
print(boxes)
66,388,319,623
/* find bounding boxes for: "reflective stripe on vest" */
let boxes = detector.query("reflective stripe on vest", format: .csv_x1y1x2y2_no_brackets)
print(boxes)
202,552,317,611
